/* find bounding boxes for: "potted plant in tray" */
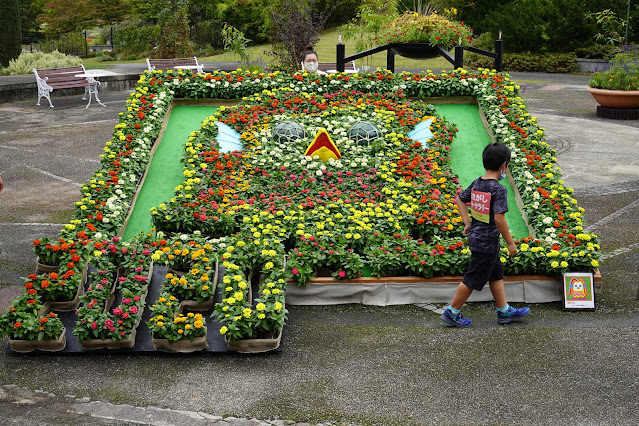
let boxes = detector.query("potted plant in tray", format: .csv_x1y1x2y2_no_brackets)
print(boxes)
1,295,66,352
587,46,639,111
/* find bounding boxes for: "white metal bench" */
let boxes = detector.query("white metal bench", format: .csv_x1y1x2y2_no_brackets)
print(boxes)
318,61,359,73
33,65,97,108
146,57,204,73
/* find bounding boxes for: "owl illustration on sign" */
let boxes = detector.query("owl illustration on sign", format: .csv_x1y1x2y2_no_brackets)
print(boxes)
567,278,589,300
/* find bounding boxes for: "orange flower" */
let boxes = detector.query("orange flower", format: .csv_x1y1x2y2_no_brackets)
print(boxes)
39,317,48,324
14,322,22,328
41,280,50,289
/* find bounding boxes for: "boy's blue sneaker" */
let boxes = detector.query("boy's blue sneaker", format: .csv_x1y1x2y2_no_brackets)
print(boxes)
497,306,530,324
441,309,472,327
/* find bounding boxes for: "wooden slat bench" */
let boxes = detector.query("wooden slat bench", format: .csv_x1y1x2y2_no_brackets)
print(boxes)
33,65,97,108
146,57,204,73
317,61,359,73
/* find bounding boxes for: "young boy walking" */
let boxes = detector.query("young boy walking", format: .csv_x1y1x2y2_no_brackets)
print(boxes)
441,142,530,327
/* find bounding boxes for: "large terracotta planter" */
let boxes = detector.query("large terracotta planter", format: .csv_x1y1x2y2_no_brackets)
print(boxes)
391,43,441,60
587,87,639,109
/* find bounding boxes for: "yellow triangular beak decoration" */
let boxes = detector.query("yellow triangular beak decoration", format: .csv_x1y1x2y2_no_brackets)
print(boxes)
304,128,341,163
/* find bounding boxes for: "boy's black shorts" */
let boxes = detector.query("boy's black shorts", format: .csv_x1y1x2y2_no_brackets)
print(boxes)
462,250,504,291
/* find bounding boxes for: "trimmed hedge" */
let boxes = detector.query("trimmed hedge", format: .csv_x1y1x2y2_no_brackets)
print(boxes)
465,51,579,73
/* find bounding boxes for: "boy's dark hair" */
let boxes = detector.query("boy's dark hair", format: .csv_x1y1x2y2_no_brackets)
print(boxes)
482,142,511,171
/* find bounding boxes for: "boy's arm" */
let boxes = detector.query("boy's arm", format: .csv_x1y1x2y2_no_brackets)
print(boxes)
455,196,471,236
494,213,517,257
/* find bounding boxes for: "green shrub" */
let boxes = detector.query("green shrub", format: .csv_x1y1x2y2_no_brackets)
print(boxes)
465,51,579,73
574,44,616,60
113,21,159,55
463,0,598,53
0,50,82,75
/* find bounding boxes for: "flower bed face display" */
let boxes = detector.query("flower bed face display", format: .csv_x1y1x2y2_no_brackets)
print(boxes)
0,68,600,349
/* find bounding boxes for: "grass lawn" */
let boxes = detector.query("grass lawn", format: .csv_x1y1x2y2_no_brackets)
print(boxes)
83,28,456,72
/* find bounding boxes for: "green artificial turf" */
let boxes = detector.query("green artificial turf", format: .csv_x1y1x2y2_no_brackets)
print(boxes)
121,105,218,240
435,103,530,239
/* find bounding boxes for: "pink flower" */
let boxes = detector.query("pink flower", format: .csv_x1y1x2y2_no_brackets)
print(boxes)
91,322,97,329
129,306,138,314
113,308,123,316
338,271,346,278
292,268,299,275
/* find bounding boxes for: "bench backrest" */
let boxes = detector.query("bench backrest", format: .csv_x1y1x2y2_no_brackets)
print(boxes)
33,65,92,89
317,61,358,73
147,57,199,71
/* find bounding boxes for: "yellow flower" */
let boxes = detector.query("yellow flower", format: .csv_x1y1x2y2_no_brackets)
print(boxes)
194,320,204,329
274,302,283,310
178,329,184,334
258,314,266,319
560,261,568,268
591,260,599,268
156,321,164,327
256,303,266,311
194,313,203,320
220,326,228,335
551,261,559,268
185,324,191,330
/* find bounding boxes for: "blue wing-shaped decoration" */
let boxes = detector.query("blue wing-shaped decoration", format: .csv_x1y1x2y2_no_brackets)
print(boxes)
407,116,435,148
215,121,243,152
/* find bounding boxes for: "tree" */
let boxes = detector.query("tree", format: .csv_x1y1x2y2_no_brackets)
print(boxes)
155,0,193,57
267,0,334,71
37,0,96,34
0,0,22,67
37,0,128,34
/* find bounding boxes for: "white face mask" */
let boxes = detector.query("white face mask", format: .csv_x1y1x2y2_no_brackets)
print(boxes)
304,62,318,72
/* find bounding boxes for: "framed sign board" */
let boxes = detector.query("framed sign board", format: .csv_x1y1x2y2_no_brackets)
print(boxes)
562,272,596,311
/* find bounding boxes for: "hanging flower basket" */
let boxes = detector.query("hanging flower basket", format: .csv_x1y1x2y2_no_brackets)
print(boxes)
391,43,442,60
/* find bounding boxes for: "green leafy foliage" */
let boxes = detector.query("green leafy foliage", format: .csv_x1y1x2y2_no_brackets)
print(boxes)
222,23,251,64
0,0,21,67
